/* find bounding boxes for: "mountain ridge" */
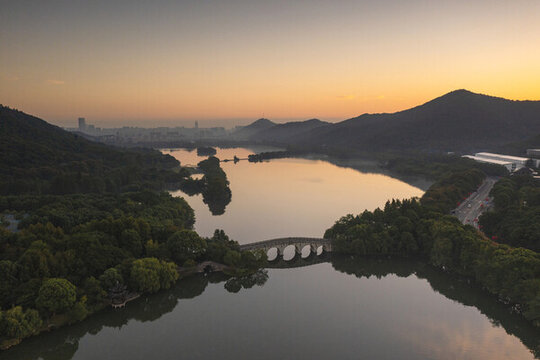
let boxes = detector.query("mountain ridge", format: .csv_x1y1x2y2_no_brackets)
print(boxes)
242,90,540,152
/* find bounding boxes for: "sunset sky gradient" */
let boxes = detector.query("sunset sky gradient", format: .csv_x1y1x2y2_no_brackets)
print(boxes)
1,0,540,127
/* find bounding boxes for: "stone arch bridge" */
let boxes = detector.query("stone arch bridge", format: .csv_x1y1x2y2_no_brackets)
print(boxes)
240,237,332,260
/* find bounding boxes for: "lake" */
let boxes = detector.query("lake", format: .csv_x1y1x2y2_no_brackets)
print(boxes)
167,147,426,243
3,147,539,360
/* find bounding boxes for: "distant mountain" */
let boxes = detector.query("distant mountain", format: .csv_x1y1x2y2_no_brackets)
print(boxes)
270,90,540,153
232,118,276,139
249,118,330,143
0,106,183,194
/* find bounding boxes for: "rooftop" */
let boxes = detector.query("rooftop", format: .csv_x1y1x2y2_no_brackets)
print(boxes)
463,155,513,165
475,152,529,162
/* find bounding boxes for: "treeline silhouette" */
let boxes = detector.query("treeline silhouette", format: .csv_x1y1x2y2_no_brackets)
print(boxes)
0,106,189,195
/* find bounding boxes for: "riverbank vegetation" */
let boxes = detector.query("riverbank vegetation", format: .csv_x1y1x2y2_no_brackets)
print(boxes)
0,107,249,349
325,188,540,327
0,191,264,349
384,153,508,180
420,168,486,213
479,174,540,252
247,150,294,162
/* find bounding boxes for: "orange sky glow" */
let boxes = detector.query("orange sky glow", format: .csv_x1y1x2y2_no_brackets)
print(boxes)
1,0,540,127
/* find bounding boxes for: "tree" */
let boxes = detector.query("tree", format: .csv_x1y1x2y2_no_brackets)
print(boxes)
130,258,178,293
99,268,124,291
0,306,42,340
17,241,53,281
119,229,143,257
158,261,179,290
223,250,241,267
167,230,207,264
36,278,77,315
67,297,89,324
82,277,106,307
0,260,19,307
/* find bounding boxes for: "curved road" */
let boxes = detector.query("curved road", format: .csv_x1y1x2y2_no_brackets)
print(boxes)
452,177,498,229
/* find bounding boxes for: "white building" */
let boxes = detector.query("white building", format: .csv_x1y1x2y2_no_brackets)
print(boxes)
463,152,534,172
462,155,515,172
527,149,540,158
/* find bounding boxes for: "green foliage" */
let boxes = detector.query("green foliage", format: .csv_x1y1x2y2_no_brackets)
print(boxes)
421,168,486,213
386,153,507,180
205,229,240,263
479,174,540,251
183,259,197,267
0,260,20,306
99,268,124,290
0,106,188,195
325,197,540,326
0,107,246,346
129,258,179,293
0,306,42,341
81,277,106,308
67,297,89,324
36,278,77,315
1,191,195,233
167,230,207,264
223,250,242,267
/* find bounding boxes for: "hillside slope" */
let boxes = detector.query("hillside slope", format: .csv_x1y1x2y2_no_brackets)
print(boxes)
0,106,186,194
249,118,329,143
231,118,275,139
292,90,540,152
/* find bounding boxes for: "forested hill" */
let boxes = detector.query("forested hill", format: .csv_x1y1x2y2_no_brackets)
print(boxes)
231,118,275,139
0,106,187,195
247,118,329,143
248,90,540,153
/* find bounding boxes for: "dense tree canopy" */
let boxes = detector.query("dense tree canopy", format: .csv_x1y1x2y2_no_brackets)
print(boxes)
130,258,178,293
325,197,540,327
421,168,486,213
0,106,190,195
167,230,207,265
36,278,77,315
480,174,540,251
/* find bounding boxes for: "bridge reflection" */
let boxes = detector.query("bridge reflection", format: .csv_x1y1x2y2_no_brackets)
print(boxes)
265,252,331,269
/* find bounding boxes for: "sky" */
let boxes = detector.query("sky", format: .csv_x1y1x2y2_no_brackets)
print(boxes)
1,0,540,127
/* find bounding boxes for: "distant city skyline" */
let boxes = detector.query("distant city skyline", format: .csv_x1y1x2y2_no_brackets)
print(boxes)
2,0,540,127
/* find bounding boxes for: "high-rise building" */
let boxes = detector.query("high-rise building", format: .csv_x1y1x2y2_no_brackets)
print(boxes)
195,121,199,129
78,117,86,131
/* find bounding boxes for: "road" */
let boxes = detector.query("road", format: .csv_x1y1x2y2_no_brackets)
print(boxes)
452,177,498,229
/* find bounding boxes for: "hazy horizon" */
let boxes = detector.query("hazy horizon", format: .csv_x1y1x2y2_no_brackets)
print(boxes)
54,116,332,129
2,0,540,126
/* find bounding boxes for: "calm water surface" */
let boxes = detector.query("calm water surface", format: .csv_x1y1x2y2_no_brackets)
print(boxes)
167,147,425,243
4,147,539,360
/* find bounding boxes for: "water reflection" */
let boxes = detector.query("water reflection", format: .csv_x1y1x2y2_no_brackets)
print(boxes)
203,191,231,216
331,256,540,359
4,258,539,360
168,147,425,242
2,270,268,360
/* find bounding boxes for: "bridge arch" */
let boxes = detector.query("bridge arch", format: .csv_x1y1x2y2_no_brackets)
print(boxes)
240,237,332,262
